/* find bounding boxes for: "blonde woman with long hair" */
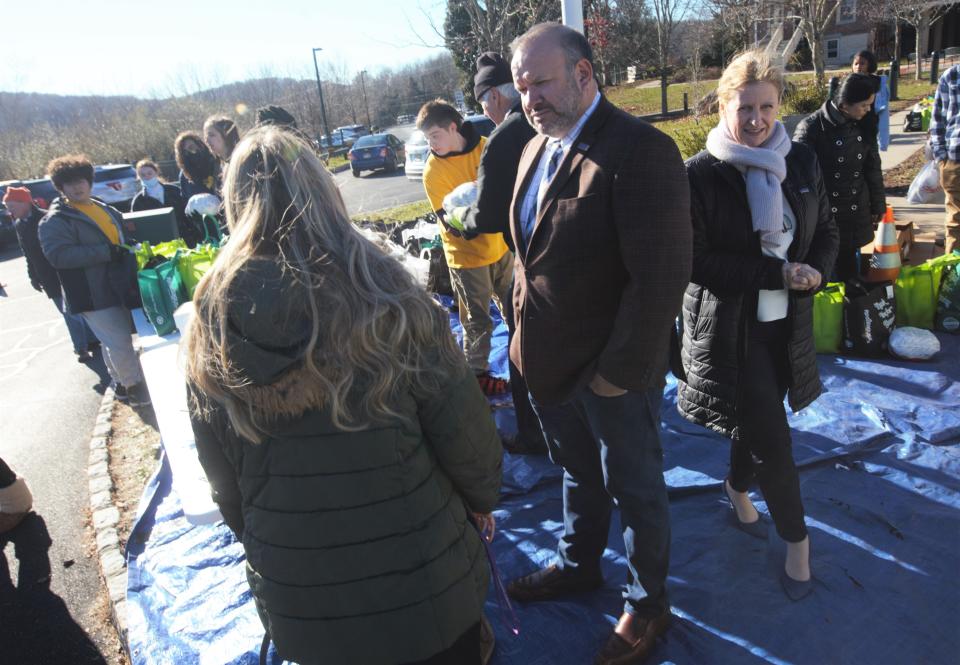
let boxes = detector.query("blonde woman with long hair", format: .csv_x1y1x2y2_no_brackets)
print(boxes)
185,125,502,665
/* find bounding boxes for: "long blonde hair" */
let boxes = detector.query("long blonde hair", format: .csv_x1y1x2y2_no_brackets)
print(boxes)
185,125,462,442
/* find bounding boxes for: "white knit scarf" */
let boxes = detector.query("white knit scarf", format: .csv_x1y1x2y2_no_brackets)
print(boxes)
706,118,792,246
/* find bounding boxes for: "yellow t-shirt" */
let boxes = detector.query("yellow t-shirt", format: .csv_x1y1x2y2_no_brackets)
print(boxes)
70,200,119,245
422,135,509,270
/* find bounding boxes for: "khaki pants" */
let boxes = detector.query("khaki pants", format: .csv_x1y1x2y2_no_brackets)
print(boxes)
449,251,514,373
80,306,143,387
939,160,960,254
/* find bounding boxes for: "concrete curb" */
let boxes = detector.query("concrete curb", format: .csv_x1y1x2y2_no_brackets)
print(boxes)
328,163,350,174
88,386,131,659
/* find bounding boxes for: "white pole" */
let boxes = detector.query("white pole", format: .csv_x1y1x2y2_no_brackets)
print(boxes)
562,0,585,33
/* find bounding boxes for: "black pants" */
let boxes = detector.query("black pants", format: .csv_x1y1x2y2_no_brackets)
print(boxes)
833,246,861,282
403,622,480,665
729,319,808,543
0,456,16,488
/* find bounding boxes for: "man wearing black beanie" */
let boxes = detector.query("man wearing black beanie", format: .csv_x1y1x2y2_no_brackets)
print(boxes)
459,51,546,455
255,105,298,128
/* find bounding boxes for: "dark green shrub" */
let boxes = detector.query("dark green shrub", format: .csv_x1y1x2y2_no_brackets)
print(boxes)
782,81,827,115
663,114,716,160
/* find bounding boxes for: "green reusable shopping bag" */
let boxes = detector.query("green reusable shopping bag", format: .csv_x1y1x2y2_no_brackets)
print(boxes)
894,253,960,329
135,241,155,271
178,245,220,299
197,214,223,247
152,238,188,259
813,282,845,353
138,252,189,336
936,257,960,333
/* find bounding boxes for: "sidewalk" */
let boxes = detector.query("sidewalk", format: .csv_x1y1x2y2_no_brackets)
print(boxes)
881,109,946,263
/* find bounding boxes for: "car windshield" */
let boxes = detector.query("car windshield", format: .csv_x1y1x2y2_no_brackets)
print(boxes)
353,135,385,148
95,167,135,182
407,131,427,146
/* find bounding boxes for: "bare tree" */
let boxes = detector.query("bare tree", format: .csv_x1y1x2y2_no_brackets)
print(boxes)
787,0,841,88
648,0,693,114
857,0,901,61
897,0,954,79
709,0,760,50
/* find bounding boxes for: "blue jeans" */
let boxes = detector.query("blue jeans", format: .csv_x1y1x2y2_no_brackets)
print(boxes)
51,295,93,354
530,386,671,617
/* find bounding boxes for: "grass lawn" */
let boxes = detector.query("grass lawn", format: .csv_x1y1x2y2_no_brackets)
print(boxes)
352,198,432,223
606,70,848,116
605,70,935,117
327,154,349,170
891,78,937,111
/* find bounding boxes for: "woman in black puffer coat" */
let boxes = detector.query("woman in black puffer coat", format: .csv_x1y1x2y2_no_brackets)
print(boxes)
794,74,884,281
678,50,838,600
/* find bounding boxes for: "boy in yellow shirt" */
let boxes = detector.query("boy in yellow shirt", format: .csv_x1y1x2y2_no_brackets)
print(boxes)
417,100,513,395
418,100,513,396
39,154,149,406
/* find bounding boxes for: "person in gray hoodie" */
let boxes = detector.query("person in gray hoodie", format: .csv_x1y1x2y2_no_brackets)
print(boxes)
39,155,149,405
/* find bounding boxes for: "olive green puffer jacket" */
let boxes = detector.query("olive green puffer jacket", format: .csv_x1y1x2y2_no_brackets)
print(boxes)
188,260,502,665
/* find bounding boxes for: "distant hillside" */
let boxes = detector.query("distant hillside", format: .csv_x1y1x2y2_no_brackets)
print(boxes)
0,54,460,180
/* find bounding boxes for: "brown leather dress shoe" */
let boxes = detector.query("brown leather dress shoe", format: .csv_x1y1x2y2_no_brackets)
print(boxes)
506,563,603,602
594,609,671,665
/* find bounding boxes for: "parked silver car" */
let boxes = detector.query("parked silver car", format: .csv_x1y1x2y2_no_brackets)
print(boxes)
404,130,429,180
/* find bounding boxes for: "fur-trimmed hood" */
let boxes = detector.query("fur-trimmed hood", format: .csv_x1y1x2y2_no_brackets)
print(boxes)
222,258,312,387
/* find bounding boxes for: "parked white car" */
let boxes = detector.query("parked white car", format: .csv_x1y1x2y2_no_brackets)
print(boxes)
93,164,139,211
404,130,430,180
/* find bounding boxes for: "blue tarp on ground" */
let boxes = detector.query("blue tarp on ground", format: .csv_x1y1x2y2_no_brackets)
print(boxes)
125,307,960,665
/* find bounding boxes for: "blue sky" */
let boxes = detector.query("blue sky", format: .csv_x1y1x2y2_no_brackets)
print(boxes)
0,0,448,97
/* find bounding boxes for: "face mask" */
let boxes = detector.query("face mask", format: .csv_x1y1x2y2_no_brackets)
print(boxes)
141,177,159,189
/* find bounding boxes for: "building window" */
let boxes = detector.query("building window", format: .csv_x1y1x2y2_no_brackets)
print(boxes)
827,39,840,59
837,0,857,24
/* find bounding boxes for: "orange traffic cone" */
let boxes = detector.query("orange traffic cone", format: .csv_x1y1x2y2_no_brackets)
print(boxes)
865,209,901,282
883,204,895,224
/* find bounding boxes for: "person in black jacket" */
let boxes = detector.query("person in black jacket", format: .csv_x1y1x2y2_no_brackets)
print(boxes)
679,50,839,601
130,159,199,247
175,131,220,200
794,74,883,281
458,51,546,455
5,186,97,361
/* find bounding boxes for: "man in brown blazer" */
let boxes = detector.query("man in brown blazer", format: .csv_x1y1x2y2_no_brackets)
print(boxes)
504,23,692,665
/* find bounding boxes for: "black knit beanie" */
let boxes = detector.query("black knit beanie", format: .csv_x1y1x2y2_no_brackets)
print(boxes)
255,105,298,128
474,52,513,101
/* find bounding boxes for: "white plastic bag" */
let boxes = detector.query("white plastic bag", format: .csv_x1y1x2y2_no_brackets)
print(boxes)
888,326,941,360
359,228,431,287
441,181,478,231
906,160,942,204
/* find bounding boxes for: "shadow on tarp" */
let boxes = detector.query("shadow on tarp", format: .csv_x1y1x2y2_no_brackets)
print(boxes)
124,320,960,664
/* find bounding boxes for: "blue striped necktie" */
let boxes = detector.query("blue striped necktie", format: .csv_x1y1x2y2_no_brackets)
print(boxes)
522,140,564,249
538,140,564,206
